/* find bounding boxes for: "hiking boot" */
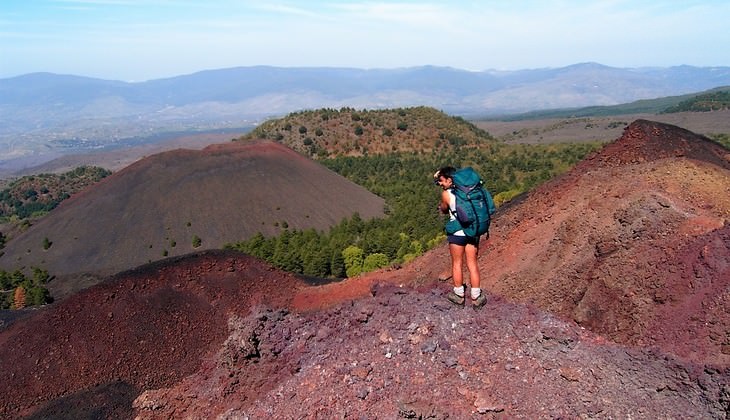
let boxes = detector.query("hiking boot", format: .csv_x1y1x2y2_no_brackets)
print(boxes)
472,293,487,309
447,291,465,306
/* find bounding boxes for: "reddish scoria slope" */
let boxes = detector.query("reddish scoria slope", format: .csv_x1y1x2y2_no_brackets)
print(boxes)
131,283,727,419
0,250,307,419
6,261,727,418
475,119,730,367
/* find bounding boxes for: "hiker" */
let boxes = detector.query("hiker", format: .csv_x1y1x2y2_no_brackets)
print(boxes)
434,166,488,308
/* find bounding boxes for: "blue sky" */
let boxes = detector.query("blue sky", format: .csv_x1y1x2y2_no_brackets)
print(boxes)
1,0,728,81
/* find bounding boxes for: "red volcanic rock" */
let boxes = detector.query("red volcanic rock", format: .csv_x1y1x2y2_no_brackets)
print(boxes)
0,250,306,418
134,285,727,419
470,119,730,367
587,119,730,169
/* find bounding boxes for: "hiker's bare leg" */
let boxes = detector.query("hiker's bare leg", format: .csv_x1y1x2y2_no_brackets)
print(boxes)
449,243,465,288
465,243,480,290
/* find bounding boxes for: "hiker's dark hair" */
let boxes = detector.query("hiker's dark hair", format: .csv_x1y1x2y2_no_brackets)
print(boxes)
435,166,456,180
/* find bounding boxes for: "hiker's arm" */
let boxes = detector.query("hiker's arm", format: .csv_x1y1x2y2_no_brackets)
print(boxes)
438,190,450,214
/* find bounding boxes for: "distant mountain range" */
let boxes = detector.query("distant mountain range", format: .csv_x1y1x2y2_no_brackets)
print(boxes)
2,63,730,171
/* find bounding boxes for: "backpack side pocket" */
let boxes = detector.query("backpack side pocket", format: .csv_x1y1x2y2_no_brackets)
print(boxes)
445,219,462,235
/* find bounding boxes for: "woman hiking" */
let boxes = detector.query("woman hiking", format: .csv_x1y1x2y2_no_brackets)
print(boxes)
434,166,487,308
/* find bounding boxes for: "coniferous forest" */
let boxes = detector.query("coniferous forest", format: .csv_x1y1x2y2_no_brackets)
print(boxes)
226,141,600,278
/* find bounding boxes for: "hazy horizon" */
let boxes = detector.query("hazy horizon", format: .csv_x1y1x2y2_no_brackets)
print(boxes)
2,0,729,82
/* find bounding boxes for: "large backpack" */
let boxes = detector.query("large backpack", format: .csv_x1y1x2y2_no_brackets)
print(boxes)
445,167,496,237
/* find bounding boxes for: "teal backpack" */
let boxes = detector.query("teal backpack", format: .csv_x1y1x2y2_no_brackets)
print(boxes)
445,167,496,237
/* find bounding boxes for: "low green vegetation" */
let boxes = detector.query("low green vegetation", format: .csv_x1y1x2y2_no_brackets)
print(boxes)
662,90,730,113
0,267,53,309
0,166,111,220
241,106,495,158
227,142,601,278
709,133,730,149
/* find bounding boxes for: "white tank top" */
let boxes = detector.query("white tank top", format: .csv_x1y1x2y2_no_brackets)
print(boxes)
447,189,465,236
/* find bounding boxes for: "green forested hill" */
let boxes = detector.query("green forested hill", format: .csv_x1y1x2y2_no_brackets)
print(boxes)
240,106,496,158
662,89,730,113
491,86,730,121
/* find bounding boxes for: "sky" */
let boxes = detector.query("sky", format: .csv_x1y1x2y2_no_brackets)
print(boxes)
1,0,729,82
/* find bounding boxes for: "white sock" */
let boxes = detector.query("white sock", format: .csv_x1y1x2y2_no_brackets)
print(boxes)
471,288,481,300
453,286,464,297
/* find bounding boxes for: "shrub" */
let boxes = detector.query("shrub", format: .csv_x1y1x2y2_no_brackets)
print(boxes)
362,253,389,272
342,245,364,277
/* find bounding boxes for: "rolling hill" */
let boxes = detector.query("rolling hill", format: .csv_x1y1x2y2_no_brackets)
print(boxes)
475,108,730,146
240,106,495,158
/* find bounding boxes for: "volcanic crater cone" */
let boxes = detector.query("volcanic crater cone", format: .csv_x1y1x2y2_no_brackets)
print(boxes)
0,140,385,298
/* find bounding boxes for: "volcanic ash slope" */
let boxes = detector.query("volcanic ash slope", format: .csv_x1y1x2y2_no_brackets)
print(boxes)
0,140,385,282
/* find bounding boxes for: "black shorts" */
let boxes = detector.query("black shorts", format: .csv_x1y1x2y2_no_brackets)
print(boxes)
447,235,480,246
